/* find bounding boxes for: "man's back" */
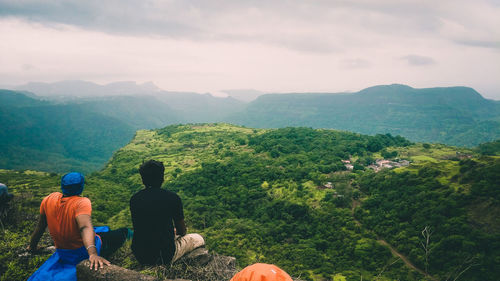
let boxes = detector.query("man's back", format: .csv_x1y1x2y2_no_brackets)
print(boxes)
41,192,91,249
130,187,184,265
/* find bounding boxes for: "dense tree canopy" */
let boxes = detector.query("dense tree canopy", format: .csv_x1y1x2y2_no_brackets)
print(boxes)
0,124,498,281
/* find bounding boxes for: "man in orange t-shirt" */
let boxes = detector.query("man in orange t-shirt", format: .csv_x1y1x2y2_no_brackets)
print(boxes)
27,172,110,281
38,192,92,249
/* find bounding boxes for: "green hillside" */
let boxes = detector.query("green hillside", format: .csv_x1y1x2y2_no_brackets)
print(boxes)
14,80,246,124
151,91,246,123
228,84,500,147
3,84,500,174
0,90,135,173
0,88,243,173
0,89,49,107
72,95,180,130
1,124,498,281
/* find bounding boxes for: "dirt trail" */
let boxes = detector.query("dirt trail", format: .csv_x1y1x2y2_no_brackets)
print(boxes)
377,240,422,274
351,199,361,226
352,199,437,280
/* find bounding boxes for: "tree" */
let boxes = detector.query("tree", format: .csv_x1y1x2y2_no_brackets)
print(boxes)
420,226,432,275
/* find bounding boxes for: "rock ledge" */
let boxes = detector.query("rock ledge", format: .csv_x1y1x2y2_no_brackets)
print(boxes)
77,248,236,281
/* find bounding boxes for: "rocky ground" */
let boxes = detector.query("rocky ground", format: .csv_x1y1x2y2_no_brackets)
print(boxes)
77,247,237,281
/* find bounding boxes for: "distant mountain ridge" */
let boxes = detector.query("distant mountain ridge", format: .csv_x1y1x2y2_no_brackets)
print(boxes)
2,82,500,172
221,89,264,102
356,84,496,118
14,80,161,98
229,84,500,146
0,85,243,172
0,89,49,107
12,80,246,122
0,89,134,173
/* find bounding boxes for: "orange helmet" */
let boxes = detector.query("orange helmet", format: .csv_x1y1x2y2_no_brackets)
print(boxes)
230,263,293,281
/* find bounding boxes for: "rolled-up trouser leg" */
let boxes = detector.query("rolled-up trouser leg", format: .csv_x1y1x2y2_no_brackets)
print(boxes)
172,233,205,263
98,228,129,258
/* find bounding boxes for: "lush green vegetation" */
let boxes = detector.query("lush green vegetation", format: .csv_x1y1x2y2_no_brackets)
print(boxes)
161,127,413,280
228,85,500,147
14,80,245,124
1,124,499,281
356,157,500,280
2,84,500,174
0,88,242,173
0,90,135,173
0,170,59,281
475,139,500,156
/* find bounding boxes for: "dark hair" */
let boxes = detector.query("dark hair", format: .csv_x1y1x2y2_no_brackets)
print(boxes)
139,160,165,188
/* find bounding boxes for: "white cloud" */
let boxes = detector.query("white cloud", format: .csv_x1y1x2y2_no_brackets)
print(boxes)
401,55,436,66
340,59,372,69
0,1,499,99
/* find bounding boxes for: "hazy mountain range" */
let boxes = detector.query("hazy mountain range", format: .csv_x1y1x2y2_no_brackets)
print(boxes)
229,84,500,146
1,81,500,172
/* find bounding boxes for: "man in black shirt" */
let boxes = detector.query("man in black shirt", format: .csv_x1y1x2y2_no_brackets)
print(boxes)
130,160,205,265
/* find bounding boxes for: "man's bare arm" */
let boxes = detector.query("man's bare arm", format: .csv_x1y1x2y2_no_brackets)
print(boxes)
174,218,187,236
28,214,48,252
76,214,111,270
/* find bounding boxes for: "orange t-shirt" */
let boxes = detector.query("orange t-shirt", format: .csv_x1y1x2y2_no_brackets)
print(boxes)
230,263,293,281
40,192,92,249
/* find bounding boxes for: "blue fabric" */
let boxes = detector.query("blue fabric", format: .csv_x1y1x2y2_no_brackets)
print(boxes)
61,172,85,196
94,226,110,233
27,235,102,281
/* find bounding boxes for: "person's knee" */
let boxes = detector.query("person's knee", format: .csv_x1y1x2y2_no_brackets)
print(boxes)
188,233,205,248
177,233,205,252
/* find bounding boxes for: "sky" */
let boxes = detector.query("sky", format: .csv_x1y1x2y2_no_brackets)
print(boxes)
0,0,499,99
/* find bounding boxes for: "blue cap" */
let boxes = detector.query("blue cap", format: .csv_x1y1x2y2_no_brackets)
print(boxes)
61,172,84,196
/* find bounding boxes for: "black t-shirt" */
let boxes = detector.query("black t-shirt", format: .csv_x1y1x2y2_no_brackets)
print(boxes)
130,187,184,265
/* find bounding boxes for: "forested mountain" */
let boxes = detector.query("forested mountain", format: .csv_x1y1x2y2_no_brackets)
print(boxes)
2,83,500,174
14,80,246,122
2,124,498,281
0,90,135,173
9,82,500,147
0,89,48,107
475,139,500,155
0,87,243,172
149,91,245,123
16,81,500,147
72,95,180,130
228,84,500,147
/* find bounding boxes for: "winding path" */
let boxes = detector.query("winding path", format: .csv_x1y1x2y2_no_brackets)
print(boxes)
351,199,438,280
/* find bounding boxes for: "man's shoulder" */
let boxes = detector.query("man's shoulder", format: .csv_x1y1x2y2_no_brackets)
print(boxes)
40,192,62,213
163,189,180,197
42,192,62,203
48,191,63,197
131,188,180,201
75,196,91,205
162,189,182,204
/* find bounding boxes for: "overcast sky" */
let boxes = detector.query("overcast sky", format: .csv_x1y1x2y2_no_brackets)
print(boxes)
0,0,499,99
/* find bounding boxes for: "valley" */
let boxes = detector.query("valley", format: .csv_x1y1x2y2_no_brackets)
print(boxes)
1,124,498,280
2,83,500,174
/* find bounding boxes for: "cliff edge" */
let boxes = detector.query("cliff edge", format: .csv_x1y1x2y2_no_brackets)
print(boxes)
77,247,237,281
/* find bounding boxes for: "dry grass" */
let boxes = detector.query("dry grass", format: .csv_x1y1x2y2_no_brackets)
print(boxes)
108,243,236,281
145,253,237,281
